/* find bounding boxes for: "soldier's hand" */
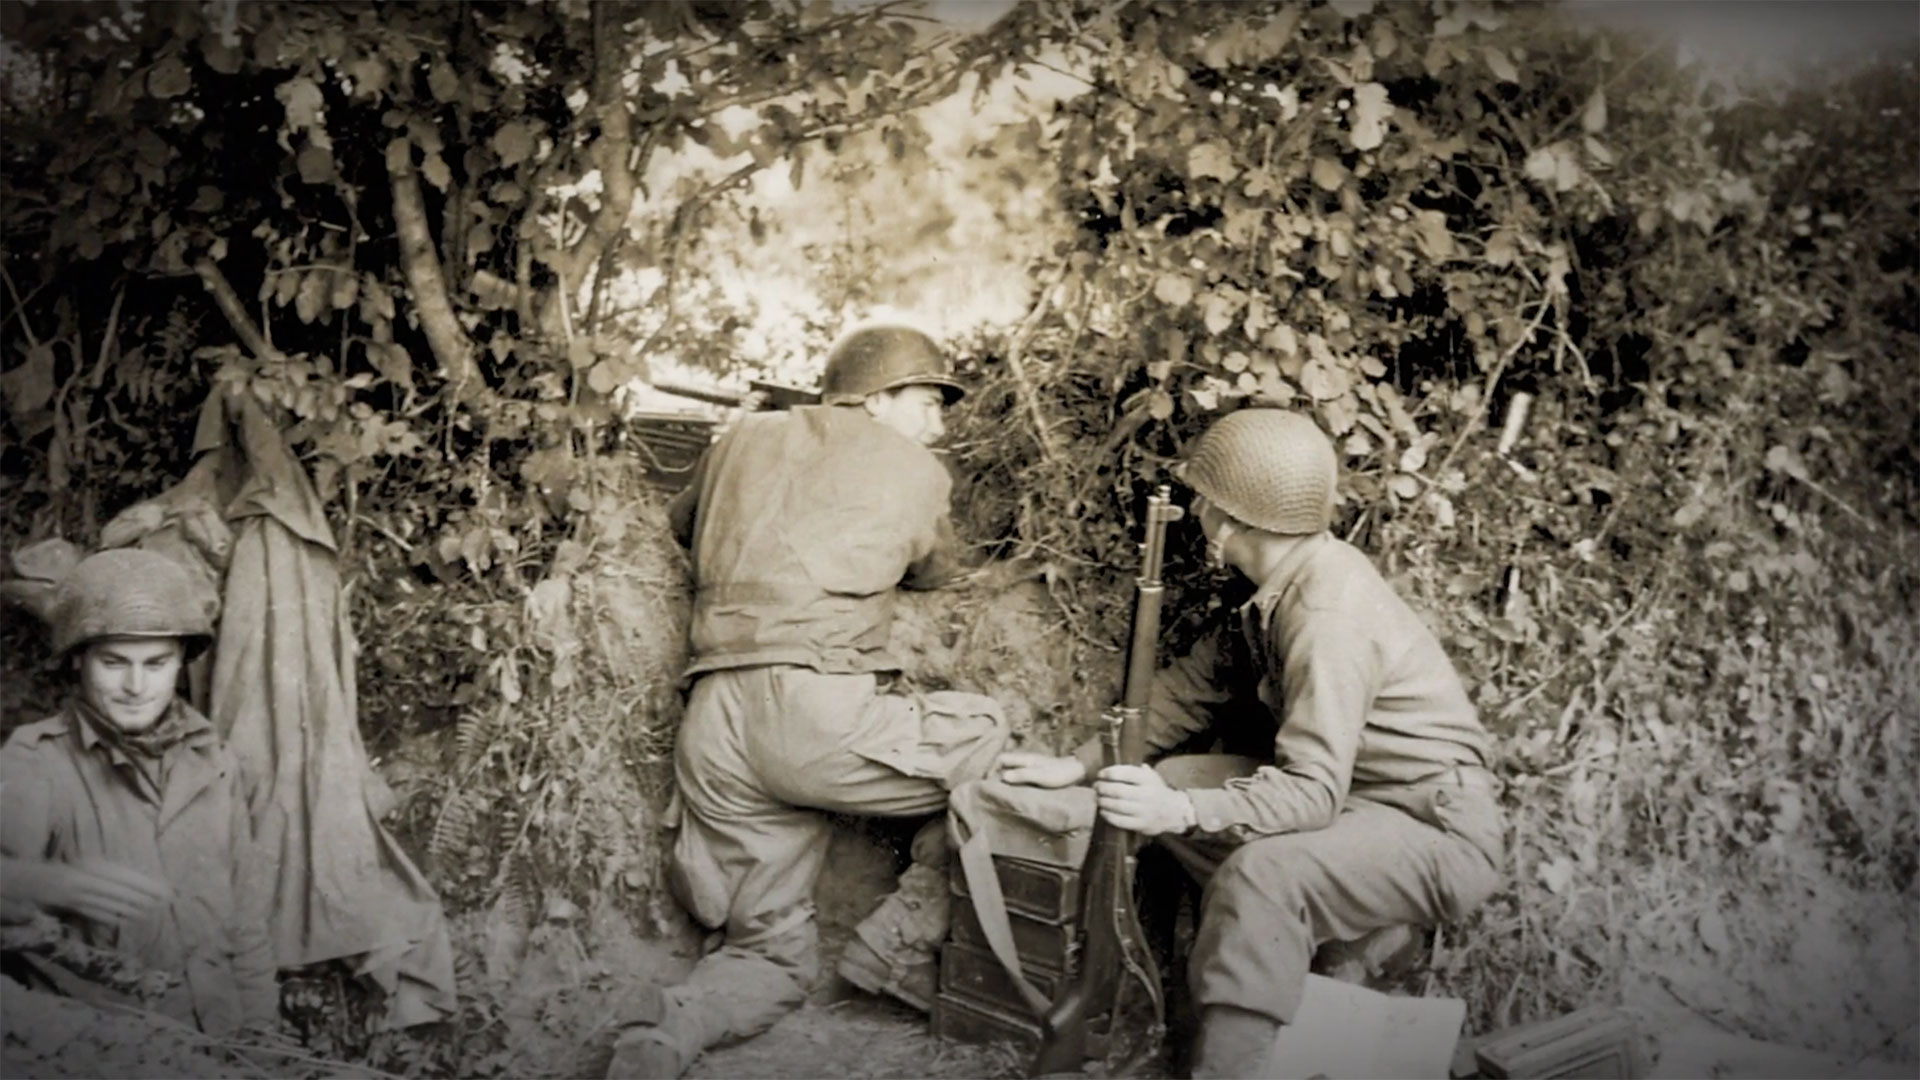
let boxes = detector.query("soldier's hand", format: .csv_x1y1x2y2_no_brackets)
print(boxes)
1094,764,1197,836
995,751,1088,789
712,390,772,438
4,857,172,927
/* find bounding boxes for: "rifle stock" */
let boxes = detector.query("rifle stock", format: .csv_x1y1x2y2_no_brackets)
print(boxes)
1030,485,1183,1077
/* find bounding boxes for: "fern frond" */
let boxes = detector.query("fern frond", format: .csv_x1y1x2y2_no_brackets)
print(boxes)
429,789,478,869
455,709,495,774
490,854,536,933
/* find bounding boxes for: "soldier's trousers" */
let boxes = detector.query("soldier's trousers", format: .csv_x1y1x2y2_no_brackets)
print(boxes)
1155,755,1505,1025
661,665,1009,1047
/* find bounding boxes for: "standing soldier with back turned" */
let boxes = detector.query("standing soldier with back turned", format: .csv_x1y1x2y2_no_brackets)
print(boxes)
608,325,1013,1078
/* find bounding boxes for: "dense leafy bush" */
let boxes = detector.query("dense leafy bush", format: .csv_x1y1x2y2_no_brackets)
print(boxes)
938,1,1917,1054
2,0,1914,1068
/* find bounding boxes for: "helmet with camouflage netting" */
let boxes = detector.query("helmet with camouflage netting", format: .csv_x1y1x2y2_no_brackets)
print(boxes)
50,548,217,660
1176,409,1337,535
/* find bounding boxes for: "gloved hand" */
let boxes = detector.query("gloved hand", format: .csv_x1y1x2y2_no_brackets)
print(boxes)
1093,764,1197,836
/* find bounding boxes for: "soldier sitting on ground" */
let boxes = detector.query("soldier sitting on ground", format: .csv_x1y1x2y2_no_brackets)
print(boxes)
1000,409,1506,1078
607,325,1015,1078
0,548,279,1039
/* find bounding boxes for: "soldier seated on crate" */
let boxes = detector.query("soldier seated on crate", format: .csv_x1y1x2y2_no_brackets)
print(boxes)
1000,409,1506,1078
0,549,280,1039
606,324,1015,1079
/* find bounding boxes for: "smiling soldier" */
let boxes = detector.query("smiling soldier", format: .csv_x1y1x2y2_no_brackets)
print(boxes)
0,548,279,1039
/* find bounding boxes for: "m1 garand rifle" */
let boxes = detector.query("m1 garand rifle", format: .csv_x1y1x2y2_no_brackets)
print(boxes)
1030,485,1183,1077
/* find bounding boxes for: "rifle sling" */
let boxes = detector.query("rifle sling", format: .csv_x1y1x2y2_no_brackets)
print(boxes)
952,809,1054,1017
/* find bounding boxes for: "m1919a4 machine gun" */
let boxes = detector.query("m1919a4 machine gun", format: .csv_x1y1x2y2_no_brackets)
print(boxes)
627,379,817,491
1029,485,1183,1076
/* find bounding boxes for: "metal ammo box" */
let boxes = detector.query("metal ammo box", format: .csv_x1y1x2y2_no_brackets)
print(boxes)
932,854,1081,1048
625,412,714,492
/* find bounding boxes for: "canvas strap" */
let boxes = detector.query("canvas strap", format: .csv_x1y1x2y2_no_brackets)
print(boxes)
947,786,1052,1016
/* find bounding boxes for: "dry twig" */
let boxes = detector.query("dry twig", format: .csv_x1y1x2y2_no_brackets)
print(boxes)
1001,262,1071,463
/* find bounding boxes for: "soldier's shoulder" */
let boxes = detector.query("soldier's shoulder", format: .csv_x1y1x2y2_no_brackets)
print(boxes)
1,714,76,773
4,713,74,749
715,407,789,446
1320,534,1382,576
1295,538,1381,603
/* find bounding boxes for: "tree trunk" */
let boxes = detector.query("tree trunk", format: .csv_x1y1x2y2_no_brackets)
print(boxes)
558,1,637,305
386,136,494,408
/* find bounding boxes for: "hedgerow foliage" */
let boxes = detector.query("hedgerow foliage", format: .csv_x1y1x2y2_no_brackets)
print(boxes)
941,0,1917,1053
2,0,1915,1063
0,0,1044,931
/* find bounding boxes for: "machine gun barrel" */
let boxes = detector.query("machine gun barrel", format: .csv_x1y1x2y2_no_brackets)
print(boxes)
652,378,819,410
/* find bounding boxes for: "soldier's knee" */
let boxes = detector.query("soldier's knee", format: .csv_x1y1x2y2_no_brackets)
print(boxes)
1211,839,1318,908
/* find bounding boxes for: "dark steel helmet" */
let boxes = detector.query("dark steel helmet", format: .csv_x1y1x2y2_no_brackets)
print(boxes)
1176,409,1337,535
820,325,966,406
50,548,217,659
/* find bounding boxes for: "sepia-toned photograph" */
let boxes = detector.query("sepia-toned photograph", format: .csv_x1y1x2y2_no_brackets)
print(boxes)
0,2,1914,1078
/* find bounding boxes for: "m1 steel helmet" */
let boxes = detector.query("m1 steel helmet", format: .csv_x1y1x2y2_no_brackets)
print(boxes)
50,548,216,660
1176,409,1337,535
820,325,966,406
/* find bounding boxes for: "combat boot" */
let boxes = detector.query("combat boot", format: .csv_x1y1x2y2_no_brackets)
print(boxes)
835,861,949,1011
605,988,719,1080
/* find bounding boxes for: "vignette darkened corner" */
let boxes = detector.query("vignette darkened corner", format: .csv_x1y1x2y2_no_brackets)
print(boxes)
0,1,1914,1078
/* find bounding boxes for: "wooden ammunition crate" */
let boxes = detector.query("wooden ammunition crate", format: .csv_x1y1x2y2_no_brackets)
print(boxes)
950,897,1078,975
951,854,1081,925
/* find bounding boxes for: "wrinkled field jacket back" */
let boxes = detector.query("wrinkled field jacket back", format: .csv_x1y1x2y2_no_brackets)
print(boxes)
670,405,957,679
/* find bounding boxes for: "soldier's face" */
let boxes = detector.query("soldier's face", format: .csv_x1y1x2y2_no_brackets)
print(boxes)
79,637,183,734
866,384,947,446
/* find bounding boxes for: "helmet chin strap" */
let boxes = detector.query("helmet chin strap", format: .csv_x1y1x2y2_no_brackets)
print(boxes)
1203,516,1241,573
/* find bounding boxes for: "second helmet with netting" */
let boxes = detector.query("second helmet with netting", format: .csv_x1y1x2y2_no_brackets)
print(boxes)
1178,409,1337,535
50,548,217,659
820,325,966,406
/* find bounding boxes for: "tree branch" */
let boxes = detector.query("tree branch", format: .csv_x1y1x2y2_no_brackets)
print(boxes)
559,0,638,302
1003,262,1070,463
0,262,46,349
385,136,495,408
193,257,288,364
